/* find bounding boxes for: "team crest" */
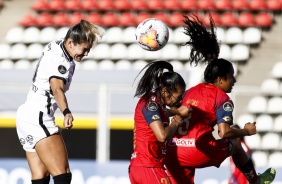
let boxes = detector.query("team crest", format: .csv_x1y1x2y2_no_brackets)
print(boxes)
148,102,158,111
223,102,233,111
58,65,67,74
152,115,160,120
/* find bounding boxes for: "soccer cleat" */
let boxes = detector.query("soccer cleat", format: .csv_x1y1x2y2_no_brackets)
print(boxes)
258,167,276,184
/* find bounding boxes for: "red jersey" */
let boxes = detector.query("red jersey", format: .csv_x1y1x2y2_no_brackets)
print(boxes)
166,83,234,167
130,94,170,168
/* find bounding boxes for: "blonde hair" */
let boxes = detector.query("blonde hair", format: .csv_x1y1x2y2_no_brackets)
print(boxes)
65,19,104,47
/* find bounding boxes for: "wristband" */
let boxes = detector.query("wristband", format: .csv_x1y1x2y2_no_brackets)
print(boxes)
63,108,71,116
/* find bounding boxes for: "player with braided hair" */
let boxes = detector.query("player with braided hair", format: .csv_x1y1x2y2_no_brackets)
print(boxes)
165,14,276,184
128,60,191,184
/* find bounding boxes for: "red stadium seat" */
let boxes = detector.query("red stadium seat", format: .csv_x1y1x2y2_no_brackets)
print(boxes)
65,0,82,11
37,12,53,27
164,0,182,10
119,12,136,27
131,0,148,10
147,0,165,10
86,12,103,25
19,13,37,27
98,0,115,10
203,12,222,27
81,0,99,11
168,11,184,27
69,12,85,25
31,0,50,12
180,0,198,10
232,0,250,10
53,12,70,27
214,0,232,10
266,0,282,11
238,12,256,27
102,12,119,27
255,12,272,27
153,12,169,25
249,0,267,10
220,12,239,27
114,0,132,10
136,11,151,24
49,0,65,12
197,0,215,10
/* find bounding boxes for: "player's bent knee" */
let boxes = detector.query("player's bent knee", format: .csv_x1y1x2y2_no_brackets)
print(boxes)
32,175,50,184
53,172,72,184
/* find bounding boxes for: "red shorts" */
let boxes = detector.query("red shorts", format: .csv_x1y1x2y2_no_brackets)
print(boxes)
129,166,171,184
166,165,195,184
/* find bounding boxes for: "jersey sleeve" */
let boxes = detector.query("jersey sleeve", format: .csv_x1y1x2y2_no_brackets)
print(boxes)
215,99,234,125
141,101,162,125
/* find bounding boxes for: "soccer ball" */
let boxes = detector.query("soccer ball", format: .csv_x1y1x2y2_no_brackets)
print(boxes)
135,18,169,51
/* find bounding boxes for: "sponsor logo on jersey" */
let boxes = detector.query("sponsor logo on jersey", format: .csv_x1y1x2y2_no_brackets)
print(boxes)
171,138,195,147
148,102,158,111
19,138,25,145
223,116,232,122
223,102,233,111
26,135,34,145
58,65,67,74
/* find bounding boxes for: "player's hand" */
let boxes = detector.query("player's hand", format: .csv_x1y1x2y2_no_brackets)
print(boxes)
64,113,74,129
244,122,256,136
171,115,183,127
178,105,193,118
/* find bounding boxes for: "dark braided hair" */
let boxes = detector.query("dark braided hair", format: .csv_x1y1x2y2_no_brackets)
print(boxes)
134,60,186,101
183,13,234,83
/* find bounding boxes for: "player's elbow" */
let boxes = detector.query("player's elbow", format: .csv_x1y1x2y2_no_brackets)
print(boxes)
156,134,169,143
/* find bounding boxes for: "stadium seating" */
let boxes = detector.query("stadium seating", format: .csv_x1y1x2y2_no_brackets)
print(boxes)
255,114,274,132
261,132,280,150
271,61,282,79
247,95,268,114
243,27,262,45
252,151,268,167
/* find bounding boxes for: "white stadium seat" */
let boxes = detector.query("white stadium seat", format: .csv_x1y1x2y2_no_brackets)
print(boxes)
144,49,162,60
178,45,191,60
170,60,184,71
132,60,148,70
122,26,136,43
91,43,111,60
81,60,98,70
219,44,231,60
173,27,188,44
231,44,249,62
115,60,132,70
260,78,280,93
251,151,268,168
40,27,57,43
0,59,14,69
247,96,267,114
243,27,262,45
27,43,44,60
56,26,69,40
98,59,115,70
105,27,123,43
23,27,40,43
225,27,243,44
10,43,27,60
14,59,31,70
127,44,145,60
0,43,11,59
261,132,280,150
110,43,127,60
271,61,282,79
245,133,261,149
216,27,226,43
268,152,282,168
273,115,282,132
161,44,178,60
5,27,24,43
255,114,273,132
267,96,282,114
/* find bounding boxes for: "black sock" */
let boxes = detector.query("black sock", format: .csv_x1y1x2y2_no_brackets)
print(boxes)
53,173,72,184
237,158,258,183
32,175,50,184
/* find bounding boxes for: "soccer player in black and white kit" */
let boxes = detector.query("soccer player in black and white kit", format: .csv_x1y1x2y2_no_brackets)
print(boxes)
16,20,104,184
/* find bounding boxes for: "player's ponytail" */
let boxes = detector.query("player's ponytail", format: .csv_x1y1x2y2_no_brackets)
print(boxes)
182,13,234,83
134,60,186,100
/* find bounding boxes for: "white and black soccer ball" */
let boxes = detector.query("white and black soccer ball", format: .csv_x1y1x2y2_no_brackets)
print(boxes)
135,18,169,51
